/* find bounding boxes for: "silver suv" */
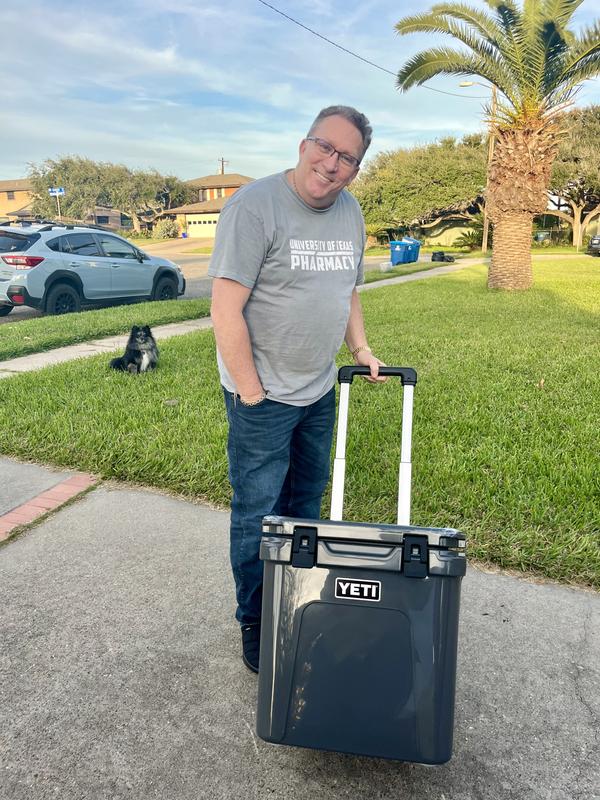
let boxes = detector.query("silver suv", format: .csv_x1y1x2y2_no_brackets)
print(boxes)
0,222,185,316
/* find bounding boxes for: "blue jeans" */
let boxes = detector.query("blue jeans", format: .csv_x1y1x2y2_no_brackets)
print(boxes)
223,387,336,625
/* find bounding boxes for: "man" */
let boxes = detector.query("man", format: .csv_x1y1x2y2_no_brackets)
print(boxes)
209,105,385,673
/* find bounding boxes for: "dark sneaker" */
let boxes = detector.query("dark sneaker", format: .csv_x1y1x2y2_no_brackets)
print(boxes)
241,623,261,673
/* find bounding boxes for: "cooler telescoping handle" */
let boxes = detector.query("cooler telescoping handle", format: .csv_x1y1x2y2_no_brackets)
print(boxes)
338,366,417,385
330,366,417,525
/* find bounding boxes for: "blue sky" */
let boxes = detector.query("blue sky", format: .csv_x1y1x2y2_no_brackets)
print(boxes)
2,0,599,181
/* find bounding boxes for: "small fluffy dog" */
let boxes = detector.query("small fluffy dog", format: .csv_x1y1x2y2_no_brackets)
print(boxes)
110,325,159,374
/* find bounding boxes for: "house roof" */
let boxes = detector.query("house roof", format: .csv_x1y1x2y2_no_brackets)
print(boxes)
6,202,36,219
166,197,229,214
186,173,254,190
0,178,33,192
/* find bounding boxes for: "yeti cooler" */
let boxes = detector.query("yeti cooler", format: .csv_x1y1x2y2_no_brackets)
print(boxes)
256,366,466,763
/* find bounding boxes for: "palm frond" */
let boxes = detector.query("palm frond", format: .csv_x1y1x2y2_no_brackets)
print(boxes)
556,21,600,80
557,48,600,88
396,13,511,79
396,46,516,103
427,3,524,76
484,0,521,34
483,0,530,94
407,2,503,43
541,0,585,29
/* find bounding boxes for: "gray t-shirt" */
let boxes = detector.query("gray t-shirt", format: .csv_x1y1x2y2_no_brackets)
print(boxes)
208,171,365,406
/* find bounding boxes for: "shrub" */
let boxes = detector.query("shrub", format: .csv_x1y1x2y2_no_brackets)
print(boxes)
119,228,152,240
453,230,482,250
153,218,180,239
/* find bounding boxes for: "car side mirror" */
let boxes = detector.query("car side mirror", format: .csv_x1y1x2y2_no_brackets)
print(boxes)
135,251,145,263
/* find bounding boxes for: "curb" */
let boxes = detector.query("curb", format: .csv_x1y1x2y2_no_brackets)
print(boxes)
0,473,100,542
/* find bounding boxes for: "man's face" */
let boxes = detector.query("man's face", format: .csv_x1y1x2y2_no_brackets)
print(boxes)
294,115,364,209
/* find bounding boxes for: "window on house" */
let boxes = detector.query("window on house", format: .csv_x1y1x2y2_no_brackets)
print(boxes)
96,216,110,225
7,191,15,200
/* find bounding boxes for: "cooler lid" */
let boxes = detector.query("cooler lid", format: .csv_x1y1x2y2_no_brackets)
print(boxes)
262,515,465,550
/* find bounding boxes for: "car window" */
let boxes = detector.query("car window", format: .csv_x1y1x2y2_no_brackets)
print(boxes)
46,236,63,252
0,231,37,253
97,235,139,260
63,233,102,257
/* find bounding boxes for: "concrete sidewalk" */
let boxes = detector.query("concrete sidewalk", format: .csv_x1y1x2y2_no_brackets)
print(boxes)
0,458,598,800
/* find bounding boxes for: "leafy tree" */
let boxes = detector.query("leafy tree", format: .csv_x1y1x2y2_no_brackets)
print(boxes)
548,105,600,247
28,157,195,231
29,156,108,221
395,1,600,290
352,134,486,229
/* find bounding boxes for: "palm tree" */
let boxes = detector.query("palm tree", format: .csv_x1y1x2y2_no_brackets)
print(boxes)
395,0,600,290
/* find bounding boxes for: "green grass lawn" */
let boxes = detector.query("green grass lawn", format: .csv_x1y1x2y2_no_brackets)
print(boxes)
0,258,598,588
0,299,210,362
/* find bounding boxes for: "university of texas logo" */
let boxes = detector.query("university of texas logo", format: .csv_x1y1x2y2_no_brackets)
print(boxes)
289,239,356,271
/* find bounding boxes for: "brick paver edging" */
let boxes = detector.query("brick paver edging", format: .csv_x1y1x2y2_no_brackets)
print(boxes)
0,473,100,542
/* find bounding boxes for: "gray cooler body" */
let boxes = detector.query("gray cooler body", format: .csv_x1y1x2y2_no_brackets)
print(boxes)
256,367,467,763
257,516,466,762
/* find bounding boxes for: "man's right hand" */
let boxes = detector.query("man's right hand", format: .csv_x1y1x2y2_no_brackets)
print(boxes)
239,390,266,405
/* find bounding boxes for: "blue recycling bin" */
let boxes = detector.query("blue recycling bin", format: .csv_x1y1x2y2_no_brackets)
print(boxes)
390,238,421,265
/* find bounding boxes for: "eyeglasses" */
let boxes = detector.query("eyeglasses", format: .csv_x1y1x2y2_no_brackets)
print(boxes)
305,136,361,170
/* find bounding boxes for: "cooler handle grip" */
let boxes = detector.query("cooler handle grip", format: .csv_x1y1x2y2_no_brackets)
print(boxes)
330,366,416,525
338,366,417,385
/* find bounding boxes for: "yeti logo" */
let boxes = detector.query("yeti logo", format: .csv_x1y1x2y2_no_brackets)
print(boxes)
335,578,381,602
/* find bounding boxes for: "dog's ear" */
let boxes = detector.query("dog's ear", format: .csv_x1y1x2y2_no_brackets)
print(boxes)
142,325,151,335
131,325,139,334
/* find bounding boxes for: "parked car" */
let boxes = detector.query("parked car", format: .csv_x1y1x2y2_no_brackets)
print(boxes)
0,222,185,316
586,235,600,257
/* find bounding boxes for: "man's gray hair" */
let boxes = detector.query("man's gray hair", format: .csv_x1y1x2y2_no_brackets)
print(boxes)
307,105,372,159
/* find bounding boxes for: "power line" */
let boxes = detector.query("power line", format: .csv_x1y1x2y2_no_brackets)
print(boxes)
256,0,487,99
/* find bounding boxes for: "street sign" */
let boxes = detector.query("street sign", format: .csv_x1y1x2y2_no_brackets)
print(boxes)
48,187,65,196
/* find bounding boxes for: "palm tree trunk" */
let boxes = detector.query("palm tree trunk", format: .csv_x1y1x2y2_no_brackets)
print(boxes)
488,213,533,289
486,119,560,291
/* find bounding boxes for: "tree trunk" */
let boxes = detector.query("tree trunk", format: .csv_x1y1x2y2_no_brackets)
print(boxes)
486,117,560,290
570,201,584,248
489,213,534,289
130,211,142,233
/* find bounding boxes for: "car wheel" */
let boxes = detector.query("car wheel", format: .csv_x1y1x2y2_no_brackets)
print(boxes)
0,305,13,317
45,283,82,315
153,276,178,301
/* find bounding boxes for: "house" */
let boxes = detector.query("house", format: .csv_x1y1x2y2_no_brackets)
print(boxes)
186,172,254,203
0,179,35,223
163,172,254,239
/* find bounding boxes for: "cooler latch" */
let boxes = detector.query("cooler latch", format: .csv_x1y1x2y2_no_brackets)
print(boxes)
291,526,318,568
402,534,429,578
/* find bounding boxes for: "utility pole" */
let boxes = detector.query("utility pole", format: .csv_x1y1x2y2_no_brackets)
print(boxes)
218,158,229,175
